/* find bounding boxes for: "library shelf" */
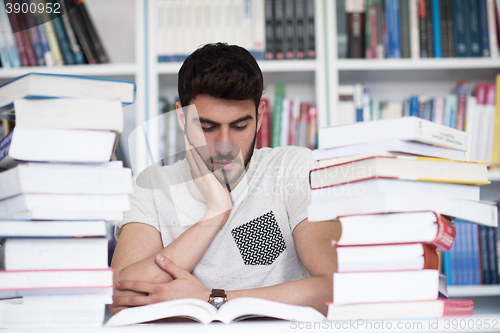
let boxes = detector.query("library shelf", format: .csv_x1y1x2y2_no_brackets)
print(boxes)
448,285,500,298
0,64,138,79
157,59,319,76
336,59,500,71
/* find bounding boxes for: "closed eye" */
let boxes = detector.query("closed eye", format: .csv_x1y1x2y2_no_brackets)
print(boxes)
233,125,247,130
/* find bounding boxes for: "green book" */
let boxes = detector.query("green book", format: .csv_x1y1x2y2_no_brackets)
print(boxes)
271,83,285,147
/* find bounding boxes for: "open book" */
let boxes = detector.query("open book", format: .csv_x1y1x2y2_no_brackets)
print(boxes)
105,297,325,326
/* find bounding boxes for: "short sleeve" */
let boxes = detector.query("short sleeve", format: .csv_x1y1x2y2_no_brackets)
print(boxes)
115,168,161,240
282,147,314,230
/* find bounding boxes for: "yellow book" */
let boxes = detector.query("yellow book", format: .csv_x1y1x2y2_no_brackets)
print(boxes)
491,74,500,168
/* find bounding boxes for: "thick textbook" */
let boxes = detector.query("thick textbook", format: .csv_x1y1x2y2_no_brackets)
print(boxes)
0,298,106,328
336,212,456,251
327,299,474,320
312,139,467,161
333,269,440,305
0,99,124,135
0,162,132,200
309,156,489,189
0,128,116,170
311,178,480,204
336,243,439,272
0,269,113,299
0,73,135,108
0,238,109,271
0,220,106,238
0,193,129,221
317,117,468,151
106,297,325,326
308,192,498,226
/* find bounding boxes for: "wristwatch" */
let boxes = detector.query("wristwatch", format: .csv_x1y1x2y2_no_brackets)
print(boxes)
208,289,227,309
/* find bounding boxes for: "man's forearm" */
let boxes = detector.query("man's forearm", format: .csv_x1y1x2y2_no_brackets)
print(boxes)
226,276,333,316
116,210,229,284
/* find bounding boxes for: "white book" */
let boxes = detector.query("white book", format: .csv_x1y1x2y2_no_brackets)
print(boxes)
308,192,498,226
3,99,124,136
313,140,467,161
0,193,129,219
337,85,356,125
0,210,123,222
465,96,477,161
0,73,135,108
409,0,420,59
1,238,109,270
0,162,132,200
0,128,115,170
106,297,324,326
311,178,480,204
252,0,266,58
242,0,253,50
333,270,439,305
318,117,468,151
0,220,107,238
0,269,113,301
484,88,496,164
0,298,106,328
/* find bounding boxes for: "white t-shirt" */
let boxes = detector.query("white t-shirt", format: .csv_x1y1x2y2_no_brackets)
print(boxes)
116,146,314,290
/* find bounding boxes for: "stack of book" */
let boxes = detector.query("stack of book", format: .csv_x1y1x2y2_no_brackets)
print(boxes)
0,73,135,328
307,117,498,320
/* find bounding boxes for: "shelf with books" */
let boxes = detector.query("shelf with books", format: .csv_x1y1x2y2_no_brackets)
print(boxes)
448,285,500,298
336,58,500,71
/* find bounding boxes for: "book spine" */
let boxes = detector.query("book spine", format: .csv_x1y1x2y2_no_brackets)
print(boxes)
445,0,455,57
242,0,253,55
375,0,385,58
431,215,456,252
253,0,266,59
456,222,464,285
67,2,97,64
369,2,378,58
441,300,475,317
452,0,466,57
365,0,372,58
488,226,499,284
61,0,84,64
347,11,365,58
425,0,434,57
260,98,271,148
385,0,401,58
297,102,309,147
307,105,317,149
0,129,12,163
0,0,20,67
78,2,109,63
455,81,469,132
423,244,440,270
496,220,500,283
5,0,29,66
472,224,481,285
294,0,305,58
400,0,410,58
478,0,491,57
419,0,429,57
274,0,285,59
487,0,499,58
21,1,45,66
13,1,37,66
442,250,452,285
284,0,294,58
265,0,275,59
271,83,284,147
439,0,448,57
480,225,491,284
42,17,65,66
431,0,441,57
491,76,500,167
337,0,348,58
280,98,290,146
33,15,53,66
305,0,315,58
0,30,11,68
410,0,420,58
466,0,481,57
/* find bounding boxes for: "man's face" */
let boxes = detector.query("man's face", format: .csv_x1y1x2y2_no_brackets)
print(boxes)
177,95,261,188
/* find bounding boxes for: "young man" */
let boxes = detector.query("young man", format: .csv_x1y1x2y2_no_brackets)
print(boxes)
110,43,339,315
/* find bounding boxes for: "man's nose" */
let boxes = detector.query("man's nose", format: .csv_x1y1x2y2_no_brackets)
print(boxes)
212,127,234,156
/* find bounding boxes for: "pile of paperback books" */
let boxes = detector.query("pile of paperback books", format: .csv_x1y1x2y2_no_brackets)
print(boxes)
308,117,498,319
0,73,135,328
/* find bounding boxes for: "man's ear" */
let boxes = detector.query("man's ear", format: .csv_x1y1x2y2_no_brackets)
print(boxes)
176,102,186,132
256,100,265,133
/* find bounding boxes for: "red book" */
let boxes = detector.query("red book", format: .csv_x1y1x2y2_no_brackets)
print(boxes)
327,299,474,320
16,11,37,66
256,98,271,149
335,211,456,252
306,105,317,149
455,81,470,131
296,102,309,147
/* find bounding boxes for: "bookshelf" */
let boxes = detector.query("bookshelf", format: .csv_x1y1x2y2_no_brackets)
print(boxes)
448,286,500,298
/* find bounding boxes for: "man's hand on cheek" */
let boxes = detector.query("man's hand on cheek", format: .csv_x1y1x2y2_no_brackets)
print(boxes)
112,254,211,309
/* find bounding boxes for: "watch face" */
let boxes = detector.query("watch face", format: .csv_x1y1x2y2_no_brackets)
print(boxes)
211,297,225,309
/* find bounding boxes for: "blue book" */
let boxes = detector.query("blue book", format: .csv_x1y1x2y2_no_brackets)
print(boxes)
22,0,45,66
478,0,491,57
46,0,75,65
0,0,20,67
471,224,481,285
452,0,467,57
444,94,457,128
487,226,498,284
456,222,465,285
465,0,481,57
432,0,442,58
385,0,402,58
442,250,452,285
409,96,419,117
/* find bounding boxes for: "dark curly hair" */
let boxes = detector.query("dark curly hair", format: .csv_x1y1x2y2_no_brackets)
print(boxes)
178,43,264,110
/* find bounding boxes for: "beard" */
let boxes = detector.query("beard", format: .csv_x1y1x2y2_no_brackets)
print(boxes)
206,130,256,187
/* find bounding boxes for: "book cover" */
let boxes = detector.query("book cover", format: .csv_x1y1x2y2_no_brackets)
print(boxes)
478,0,491,57
431,0,441,57
385,0,401,58
452,0,467,56
465,0,481,57
77,1,108,63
